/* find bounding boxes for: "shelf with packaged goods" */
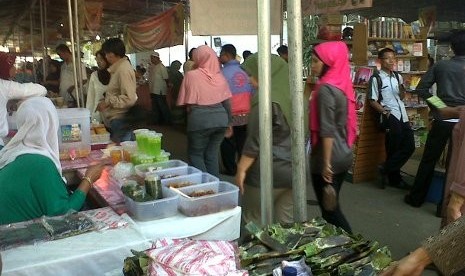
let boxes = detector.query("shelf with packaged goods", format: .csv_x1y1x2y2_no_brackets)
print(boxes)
353,23,429,72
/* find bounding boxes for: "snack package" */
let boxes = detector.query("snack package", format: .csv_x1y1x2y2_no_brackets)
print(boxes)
0,221,51,250
41,212,95,239
147,239,246,275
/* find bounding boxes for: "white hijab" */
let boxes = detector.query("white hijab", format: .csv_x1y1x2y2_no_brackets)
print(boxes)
0,97,61,175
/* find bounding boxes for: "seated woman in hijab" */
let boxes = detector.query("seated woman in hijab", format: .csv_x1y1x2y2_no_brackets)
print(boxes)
0,97,104,225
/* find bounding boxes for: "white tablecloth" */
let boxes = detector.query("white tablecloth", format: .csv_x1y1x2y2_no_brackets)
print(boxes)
2,207,241,276
2,225,151,276
126,206,241,241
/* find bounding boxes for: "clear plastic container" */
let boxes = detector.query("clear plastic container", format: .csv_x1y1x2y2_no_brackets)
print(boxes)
153,166,201,180
134,160,188,177
124,189,179,221
146,132,162,157
154,150,170,162
56,108,91,160
177,181,239,216
161,172,219,189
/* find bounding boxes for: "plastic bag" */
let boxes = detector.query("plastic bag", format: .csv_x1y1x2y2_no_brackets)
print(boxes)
322,184,337,211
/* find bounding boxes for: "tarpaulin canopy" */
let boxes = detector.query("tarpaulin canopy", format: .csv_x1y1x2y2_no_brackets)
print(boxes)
124,4,184,53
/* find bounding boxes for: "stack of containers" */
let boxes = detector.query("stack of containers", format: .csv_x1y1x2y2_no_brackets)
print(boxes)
131,129,170,164
125,160,239,221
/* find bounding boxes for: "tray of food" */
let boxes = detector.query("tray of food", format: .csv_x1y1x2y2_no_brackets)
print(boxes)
151,166,201,180
134,160,188,177
161,172,219,189
122,180,179,221
177,181,239,217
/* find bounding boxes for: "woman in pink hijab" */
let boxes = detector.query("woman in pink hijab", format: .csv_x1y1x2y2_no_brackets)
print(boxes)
309,41,357,233
177,46,232,176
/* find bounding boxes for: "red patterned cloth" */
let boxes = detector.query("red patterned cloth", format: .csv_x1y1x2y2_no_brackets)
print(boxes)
147,238,247,276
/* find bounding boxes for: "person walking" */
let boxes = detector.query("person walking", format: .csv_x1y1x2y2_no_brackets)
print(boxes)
148,51,171,125
219,44,253,175
405,30,465,207
309,41,357,233
86,50,110,123
236,53,294,225
176,45,231,177
55,44,87,107
369,48,415,189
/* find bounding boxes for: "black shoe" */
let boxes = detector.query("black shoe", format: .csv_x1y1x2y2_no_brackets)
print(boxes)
378,165,387,189
404,195,422,208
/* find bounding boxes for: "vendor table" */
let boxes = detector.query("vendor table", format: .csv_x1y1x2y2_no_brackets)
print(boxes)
1,205,241,275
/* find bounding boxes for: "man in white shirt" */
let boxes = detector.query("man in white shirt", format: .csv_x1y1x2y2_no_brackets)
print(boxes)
369,48,415,189
55,44,87,107
148,51,171,125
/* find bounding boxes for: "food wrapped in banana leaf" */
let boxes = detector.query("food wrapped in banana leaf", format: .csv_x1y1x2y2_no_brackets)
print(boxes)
239,218,392,276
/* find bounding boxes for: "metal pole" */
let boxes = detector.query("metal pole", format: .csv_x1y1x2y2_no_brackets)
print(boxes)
257,0,273,226
287,0,307,222
74,0,84,108
40,0,46,83
184,4,189,62
44,0,48,56
279,0,284,45
67,0,79,107
30,11,37,83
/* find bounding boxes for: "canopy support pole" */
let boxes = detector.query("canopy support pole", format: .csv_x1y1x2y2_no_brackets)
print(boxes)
287,0,307,222
257,0,274,226
67,0,79,107
74,0,84,108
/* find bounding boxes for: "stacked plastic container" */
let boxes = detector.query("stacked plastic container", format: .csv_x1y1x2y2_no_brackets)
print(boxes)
130,129,170,165
125,160,239,221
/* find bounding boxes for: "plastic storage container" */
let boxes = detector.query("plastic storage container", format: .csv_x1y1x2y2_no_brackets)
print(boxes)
124,189,179,221
153,166,201,180
56,108,91,160
161,172,219,189
177,181,239,216
134,160,188,177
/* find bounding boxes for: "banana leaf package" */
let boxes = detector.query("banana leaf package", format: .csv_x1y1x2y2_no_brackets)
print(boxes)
239,218,392,276
0,221,51,250
41,212,96,239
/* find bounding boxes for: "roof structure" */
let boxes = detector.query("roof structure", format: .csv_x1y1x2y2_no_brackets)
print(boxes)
0,0,464,54
0,0,183,53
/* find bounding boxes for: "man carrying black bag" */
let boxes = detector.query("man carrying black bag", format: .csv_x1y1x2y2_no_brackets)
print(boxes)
368,48,415,189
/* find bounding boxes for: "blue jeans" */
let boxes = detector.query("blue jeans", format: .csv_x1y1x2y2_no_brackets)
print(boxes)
188,127,227,177
110,118,133,143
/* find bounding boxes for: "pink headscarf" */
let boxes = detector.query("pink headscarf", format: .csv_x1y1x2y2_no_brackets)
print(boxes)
177,46,231,106
309,41,357,148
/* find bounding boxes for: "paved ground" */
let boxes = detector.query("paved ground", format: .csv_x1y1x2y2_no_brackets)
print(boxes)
154,124,442,274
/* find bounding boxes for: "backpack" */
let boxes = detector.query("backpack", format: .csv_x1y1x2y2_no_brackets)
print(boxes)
368,70,400,131
369,70,400,103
